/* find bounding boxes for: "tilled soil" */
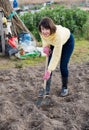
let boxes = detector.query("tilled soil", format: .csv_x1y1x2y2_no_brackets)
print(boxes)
0,62,89,130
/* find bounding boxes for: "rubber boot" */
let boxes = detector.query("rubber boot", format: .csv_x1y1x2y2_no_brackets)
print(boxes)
38,88,45,97
60,77,68,97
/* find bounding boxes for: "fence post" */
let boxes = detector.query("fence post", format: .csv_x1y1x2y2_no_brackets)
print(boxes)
0,9,5,55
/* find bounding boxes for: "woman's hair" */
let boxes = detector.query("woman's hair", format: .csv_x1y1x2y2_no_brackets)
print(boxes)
38,17,56,34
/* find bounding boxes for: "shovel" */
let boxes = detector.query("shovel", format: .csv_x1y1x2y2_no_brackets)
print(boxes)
36,56,48,108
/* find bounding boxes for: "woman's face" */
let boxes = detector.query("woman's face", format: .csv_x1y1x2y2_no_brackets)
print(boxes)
40,26,51,37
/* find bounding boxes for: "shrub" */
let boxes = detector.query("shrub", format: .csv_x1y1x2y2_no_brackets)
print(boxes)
20,6,88,42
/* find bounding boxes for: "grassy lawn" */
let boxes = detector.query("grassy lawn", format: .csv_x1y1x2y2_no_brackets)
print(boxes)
70,39,89,63
0,39,89,69
0,55,45,69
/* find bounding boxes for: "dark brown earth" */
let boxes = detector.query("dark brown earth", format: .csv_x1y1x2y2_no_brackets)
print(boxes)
0,60,89,130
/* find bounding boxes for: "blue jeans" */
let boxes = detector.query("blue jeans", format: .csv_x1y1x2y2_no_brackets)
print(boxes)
46,33,74,94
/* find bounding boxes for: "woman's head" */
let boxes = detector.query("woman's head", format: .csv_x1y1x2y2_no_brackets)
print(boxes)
38,17,56,36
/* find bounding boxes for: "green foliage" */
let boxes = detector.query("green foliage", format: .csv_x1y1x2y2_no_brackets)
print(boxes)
20,13,33,32
82,18,89,40
72,8,88,37
20,6,88,42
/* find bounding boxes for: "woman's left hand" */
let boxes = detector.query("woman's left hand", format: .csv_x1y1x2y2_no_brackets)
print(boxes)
43,70,51,80
43,46,50,56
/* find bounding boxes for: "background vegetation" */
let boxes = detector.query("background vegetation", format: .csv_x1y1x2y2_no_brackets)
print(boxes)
0,5,89,69
20,6,89,41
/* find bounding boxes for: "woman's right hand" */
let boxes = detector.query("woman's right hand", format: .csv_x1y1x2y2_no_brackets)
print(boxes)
43,70,51,80
43,46,50,56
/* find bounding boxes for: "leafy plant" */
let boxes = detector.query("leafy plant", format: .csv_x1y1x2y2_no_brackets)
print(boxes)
20,6,88,41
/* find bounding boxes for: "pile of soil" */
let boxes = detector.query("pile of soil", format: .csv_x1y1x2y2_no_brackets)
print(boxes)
0,61,89,130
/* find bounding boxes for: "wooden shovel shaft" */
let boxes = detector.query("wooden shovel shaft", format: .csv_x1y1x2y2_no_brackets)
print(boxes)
43,56,48,89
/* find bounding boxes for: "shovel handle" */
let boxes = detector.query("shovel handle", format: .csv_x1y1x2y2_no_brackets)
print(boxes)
43,56,48,89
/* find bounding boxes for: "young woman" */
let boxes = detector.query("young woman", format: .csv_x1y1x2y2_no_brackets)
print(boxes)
38,17,74,97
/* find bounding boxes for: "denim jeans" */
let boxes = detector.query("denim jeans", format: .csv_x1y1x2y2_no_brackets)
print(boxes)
45,33,75,94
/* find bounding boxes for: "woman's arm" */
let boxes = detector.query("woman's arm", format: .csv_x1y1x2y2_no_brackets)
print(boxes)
48,44,62,72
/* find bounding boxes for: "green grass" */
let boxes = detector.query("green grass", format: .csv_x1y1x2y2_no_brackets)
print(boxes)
0,55,45,69
70,39,89,63
0,39,89,69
